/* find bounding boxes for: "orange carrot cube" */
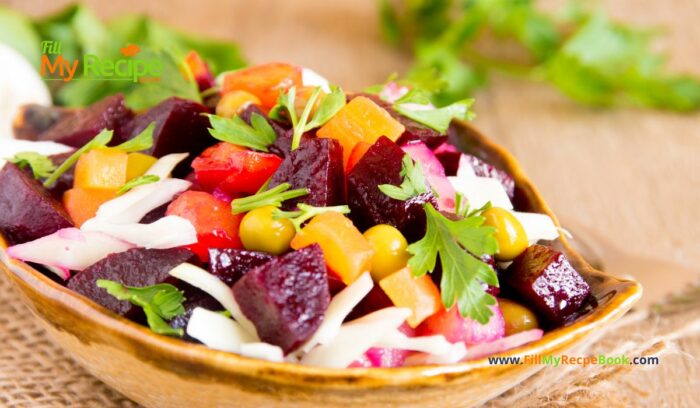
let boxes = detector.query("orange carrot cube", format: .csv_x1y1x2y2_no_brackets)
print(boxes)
74,148,128,190
316,96,405,165
63,188,117,227
379,266,442,327
291,212,373,285
221,62,302,109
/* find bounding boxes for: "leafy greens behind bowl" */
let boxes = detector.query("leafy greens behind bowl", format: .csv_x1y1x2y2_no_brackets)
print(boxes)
0,4,246,109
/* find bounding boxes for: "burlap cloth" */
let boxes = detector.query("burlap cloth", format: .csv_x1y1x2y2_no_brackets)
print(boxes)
0,269,698,407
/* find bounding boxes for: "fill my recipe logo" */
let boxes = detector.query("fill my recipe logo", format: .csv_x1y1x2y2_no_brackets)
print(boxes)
40,40,162,83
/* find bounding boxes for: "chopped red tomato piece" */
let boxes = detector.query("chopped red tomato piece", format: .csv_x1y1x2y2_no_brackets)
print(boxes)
192,142,283,195
221,62,303,109
166,191,243,261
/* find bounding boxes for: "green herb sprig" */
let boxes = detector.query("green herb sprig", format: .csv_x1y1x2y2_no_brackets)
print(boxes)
273,204,351,232
8,152,57,179
378,0,700,112
117,175,160,196
407,203,499,323
206,113,277,152
231,183,308,214
393,90,475,133
378,154,429,201
96,280,186,337
269,85,346,150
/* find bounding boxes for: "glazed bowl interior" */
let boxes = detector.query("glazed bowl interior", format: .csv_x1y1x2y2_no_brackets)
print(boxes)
0,120,642,407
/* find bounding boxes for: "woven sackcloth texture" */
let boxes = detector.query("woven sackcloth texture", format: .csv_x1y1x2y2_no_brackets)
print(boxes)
1,268,699,407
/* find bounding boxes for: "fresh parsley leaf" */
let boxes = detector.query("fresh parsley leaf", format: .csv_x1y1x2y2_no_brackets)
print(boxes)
380,0,700,112
207,113,277,152
117,174,160,196
96,279,185,337
270,86,347,150
114,122,156,152
8,152,56,179
43,129,113,187
231,183,308,214
378,154,428,201
395,97,475,133
407,203,499,323
273,203,351,232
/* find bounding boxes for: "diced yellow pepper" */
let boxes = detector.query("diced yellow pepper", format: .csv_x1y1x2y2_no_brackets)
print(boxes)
290,212,374,285
379,266,442,327
126,152,158,181
74,148,128,190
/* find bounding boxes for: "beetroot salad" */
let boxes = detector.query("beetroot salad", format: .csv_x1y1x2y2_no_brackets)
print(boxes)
0,60,591,368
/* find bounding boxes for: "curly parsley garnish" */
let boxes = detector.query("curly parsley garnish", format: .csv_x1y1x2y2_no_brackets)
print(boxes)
9,152,57,179
378,154,429,201
269,85,346,150
96,280,186,337
206,113,277,152
407,203,499,324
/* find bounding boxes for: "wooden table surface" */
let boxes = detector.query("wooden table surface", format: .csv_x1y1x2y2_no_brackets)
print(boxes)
1,0,699,405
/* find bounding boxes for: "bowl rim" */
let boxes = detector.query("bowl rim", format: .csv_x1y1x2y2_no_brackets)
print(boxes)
0,120,642,388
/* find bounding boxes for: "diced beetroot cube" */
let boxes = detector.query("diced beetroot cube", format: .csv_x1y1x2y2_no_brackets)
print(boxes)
460,154,516,200
268,138,345,209
13,104,74,141
38,94,133,147
416,305,505,346
346,284,393,321
170,288,222,332
346,136,436,240
501,245,591,325
208,248,275,286
122,97,213,175
192,142,282,195
67,248,196,318
435,150,461,176
232,244,330,353
0,163,73,245
138,203,169,224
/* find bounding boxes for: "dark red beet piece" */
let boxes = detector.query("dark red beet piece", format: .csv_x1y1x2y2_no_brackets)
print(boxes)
122,97,214,175
138,203,169,224
232,244,330,353
38,94,133,147
462,154,515,199
268,138,345,209
501,245,590,325
346,284,393,321
44,152,75,199
0,163,73,245
13,104,74,141
208,248,275,287
435,150,461,176
346,136,436,240
170,288,223,332
67,248,196,318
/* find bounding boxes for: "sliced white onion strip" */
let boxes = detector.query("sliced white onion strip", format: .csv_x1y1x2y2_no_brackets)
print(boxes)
511,211,560,244
448,175,513,210
186,307,255,352
145,153,189,179
93,178,191,224
301,307,411,368
301,67,331,92
296,272,373,354
81,215,197,249
5,228,134,274
404,342,468,366
465,329,544,361
239,343,284,362
374,331,452,355
169,263,259,340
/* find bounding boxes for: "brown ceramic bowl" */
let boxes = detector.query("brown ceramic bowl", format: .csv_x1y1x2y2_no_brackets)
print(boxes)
0,121,641,408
